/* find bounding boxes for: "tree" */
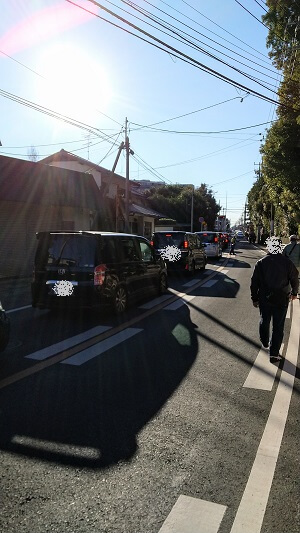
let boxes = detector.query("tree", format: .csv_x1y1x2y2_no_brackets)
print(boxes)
146,183,220,230
256,0,300,235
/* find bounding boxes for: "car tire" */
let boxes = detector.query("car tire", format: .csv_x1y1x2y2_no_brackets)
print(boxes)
112,285,127,314
158,273,168,295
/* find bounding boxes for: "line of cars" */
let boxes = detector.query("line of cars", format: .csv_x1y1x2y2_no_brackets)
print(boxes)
0,228,227,353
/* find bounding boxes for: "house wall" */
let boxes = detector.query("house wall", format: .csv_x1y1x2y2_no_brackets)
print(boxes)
0,201,96,278
46,161,102,189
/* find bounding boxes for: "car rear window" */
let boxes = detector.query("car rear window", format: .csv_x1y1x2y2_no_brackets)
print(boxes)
198,233,217,244
153,233,185,248
35,234,97,268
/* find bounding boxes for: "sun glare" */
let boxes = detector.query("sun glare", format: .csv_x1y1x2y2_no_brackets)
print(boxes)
37,44,112,122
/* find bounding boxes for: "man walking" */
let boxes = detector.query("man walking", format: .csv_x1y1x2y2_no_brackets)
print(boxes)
250,236,299,363
229,234,236,255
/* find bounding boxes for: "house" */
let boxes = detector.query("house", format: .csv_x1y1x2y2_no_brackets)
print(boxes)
0,155,101,278
40,149,164,239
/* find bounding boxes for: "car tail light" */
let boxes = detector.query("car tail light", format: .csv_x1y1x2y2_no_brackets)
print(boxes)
94,264,107,286
214,237,218,243
165,234,172,237
150,240,154,246
184,240,188,249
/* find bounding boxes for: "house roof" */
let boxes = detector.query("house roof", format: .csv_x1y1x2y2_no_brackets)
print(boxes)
0,155,102,209
40,149,136,188
129,203,165,218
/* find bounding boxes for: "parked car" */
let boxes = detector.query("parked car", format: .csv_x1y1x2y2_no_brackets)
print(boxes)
0,300,10,352
150,231,206,274
196,231,223,259
31,231,168,314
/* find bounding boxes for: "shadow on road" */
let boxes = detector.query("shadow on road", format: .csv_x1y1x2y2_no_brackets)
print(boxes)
0,305,198,468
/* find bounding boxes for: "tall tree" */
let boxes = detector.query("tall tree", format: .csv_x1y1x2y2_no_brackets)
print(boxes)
257,0,300,235
146,183,220,230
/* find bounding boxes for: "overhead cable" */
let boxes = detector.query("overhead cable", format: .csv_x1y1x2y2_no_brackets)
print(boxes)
67,0,290,108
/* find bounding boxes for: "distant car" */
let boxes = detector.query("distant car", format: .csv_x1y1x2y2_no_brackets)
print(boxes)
196,231,222,259
235,231,244,239
31,231,168,314
151,231,207,274
0,301,10,352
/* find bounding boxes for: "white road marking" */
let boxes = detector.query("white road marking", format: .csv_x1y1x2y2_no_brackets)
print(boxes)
158,495,227,533
243,345,284,391
201,280,218,288
183,279,202,287
6,305,32,314
139,294,173,309
61,327,143,366
25,326,112,361
164,294,195,311
231,300,300,533
220,269,229,275
286,302,291,319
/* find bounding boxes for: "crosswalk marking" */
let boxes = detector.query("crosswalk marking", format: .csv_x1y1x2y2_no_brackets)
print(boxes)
201,280,218,288
139,294,173,309
61,327,143,366
158,495,227,533
25,326,112,361
164,294,195,311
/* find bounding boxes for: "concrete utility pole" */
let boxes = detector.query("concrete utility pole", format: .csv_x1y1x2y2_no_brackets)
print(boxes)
190,186,194,232
125,117,130,233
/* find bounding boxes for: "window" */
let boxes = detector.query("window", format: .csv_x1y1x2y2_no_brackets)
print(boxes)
139,240,154,262
144,221,152,239
120,238,140,262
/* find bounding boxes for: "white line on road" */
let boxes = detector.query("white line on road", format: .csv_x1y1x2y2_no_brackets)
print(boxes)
25,326,112,361
139,294,173,309
286,301,291,319
231,300,300,533
6,305,32,314
243,345,284,391
164,294,196,311
61,327,143,366
158,495,227,533
183,279,203,287
220,269,229,275
201,280,218,288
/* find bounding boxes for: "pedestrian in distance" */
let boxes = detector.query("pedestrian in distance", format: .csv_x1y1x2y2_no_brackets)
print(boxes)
250,236,299,363
282,234,300,295
229,234,236,255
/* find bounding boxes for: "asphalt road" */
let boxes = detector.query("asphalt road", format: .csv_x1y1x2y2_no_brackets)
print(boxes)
0,240,299,533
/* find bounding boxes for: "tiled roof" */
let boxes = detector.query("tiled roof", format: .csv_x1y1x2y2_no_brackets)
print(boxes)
129,203,165,218
0,155,101,209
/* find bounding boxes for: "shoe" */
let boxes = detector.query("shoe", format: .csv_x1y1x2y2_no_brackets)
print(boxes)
261,342,269,349
270,355,281,363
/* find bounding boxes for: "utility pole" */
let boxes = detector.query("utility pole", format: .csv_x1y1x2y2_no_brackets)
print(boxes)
125,117,130,233
190,186,194,232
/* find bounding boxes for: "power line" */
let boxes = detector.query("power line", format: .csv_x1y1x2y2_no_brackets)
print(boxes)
0,88,120,145
130,120,273,134
67,0,289,108
121,0,278,77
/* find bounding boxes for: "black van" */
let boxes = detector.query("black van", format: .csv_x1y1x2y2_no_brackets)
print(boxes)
31,231,168,314
150,231,207,274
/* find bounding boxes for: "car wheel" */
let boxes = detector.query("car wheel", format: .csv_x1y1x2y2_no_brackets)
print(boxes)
112,285,127,314
158,273,168,294
200,259,206,271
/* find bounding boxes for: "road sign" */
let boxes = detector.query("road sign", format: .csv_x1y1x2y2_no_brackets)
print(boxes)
199,216,204,222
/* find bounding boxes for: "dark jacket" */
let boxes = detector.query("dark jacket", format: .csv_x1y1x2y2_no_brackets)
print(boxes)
250,253,299,303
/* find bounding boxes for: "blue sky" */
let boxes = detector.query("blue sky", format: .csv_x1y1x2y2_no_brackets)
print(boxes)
0,0,280,224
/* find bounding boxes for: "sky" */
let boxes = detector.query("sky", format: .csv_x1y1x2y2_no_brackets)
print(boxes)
0,0,281,225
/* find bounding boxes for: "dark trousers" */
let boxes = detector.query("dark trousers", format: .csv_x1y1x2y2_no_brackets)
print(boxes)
259,302,288,356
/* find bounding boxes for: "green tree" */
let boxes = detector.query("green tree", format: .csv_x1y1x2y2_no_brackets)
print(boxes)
255,0,300,235
146,184,220,230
